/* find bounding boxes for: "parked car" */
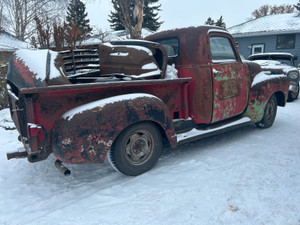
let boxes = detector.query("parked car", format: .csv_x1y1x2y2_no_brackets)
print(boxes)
248,53,299,101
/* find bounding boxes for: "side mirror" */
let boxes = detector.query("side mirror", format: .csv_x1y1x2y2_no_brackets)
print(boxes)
294,55,298,60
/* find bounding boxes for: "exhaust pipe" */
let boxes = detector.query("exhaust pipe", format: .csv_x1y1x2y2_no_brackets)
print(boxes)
7,151,28,160
55,159,71,176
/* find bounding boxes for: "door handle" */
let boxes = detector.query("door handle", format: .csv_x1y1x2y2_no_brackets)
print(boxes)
213,69,223,75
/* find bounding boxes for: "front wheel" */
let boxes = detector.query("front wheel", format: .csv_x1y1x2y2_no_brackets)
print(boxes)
287,84,299,102
109,122,162,176
256,94,277,129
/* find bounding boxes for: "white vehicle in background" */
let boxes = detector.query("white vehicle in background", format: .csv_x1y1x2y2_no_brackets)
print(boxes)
248,52,300,102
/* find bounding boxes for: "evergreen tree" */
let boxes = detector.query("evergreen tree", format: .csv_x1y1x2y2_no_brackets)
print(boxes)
66,0,92,39
143,0,163,31
204,17,215,26
108,10,127,31
215,16,226,28
204,16,226,28
108,0,163,32
108,1,135,31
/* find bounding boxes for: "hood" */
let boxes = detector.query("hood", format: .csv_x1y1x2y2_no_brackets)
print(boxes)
252,60,296,74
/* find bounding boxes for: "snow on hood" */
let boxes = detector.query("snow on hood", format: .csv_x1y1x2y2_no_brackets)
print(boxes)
15,49,62,81
9,49,69,89
253,60,295,74
102,42,153,56
251,71,286,87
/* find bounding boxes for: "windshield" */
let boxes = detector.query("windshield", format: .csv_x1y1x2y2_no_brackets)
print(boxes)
249,55,294,66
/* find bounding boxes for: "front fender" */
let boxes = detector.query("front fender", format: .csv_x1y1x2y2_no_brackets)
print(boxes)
243,72,289,122
52,93,175,164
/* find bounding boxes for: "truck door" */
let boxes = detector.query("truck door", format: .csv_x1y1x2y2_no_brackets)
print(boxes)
209,35,248,123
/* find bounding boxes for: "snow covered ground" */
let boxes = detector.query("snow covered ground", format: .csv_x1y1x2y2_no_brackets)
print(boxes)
0,100,300,225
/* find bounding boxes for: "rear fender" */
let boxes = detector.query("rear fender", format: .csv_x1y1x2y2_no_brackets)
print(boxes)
52,93,176,164
243,72,289,122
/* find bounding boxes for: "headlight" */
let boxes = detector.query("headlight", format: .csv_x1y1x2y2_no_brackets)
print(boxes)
288,71,299,80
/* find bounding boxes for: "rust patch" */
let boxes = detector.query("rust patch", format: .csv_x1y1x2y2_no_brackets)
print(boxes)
98,44,162,79
52,94,176,164
218,79,240,100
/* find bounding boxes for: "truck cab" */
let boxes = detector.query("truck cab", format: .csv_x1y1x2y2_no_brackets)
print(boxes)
146,27,251,124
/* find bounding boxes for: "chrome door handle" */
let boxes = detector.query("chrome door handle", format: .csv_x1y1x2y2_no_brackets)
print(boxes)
213,69,223,75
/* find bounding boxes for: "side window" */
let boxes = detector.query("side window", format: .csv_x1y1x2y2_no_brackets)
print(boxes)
155,38,179,58
210,36,237,63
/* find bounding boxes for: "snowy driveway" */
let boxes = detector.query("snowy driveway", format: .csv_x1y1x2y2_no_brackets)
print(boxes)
0,100,300,225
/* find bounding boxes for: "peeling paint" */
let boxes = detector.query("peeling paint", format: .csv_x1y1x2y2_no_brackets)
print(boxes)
52,94,176,164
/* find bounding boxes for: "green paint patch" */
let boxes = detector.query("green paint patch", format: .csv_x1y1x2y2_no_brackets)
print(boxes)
215,76,229,81
243,99,266,122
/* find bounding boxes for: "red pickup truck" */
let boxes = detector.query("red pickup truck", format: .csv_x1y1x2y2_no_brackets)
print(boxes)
6,26,289,176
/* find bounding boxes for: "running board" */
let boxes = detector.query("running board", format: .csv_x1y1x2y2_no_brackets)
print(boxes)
176,117,252,146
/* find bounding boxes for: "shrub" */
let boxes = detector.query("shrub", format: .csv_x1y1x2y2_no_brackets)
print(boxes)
0,65,9,110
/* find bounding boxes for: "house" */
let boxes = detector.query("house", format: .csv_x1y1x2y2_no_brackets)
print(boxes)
228,13,300,66
0,29,29,65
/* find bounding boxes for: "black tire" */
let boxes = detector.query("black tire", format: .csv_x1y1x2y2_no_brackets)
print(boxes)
256,94,277,129
287,84,299,102
109,122,162,176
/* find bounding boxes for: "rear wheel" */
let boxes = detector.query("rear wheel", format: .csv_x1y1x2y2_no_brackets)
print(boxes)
109,122,162,176
256,94,277,129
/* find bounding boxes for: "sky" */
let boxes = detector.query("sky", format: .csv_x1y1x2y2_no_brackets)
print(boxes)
85,0,299,32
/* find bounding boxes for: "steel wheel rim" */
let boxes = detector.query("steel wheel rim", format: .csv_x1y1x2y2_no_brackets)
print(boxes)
291,89,299,99
124,129,154,165
265,98,276,123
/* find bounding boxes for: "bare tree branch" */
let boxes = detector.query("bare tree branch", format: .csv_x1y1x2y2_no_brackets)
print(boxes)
2,0,68,41
250,4,296,20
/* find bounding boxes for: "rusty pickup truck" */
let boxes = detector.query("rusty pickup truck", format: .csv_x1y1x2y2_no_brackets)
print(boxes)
6,26,289,176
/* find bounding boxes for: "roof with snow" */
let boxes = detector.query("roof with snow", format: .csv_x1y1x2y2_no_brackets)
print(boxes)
0,29,29,51
228,13,300,37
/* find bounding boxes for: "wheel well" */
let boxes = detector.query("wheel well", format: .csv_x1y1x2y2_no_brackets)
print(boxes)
274,91,286,107
112,120,169,148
